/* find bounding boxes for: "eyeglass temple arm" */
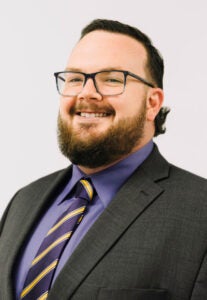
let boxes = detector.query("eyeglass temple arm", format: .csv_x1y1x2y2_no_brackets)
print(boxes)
56,75,65,82
127,71,154,88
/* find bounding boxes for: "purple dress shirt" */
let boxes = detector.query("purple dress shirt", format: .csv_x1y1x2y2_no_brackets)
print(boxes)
15,140,153,299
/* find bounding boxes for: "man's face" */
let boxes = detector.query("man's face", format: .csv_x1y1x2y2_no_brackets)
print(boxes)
58,30,156,171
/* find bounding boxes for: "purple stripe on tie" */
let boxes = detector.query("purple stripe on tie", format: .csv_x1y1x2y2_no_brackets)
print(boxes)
20,179,94,299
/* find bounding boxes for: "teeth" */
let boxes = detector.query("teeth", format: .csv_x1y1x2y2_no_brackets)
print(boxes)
80,112,107,118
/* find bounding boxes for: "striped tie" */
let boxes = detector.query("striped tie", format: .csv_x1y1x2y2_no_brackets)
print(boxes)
20,178,94,300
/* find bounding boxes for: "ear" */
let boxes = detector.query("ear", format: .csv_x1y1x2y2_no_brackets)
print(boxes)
146,88,164,122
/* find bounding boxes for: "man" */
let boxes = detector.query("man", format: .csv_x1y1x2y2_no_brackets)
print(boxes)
0,19,206,300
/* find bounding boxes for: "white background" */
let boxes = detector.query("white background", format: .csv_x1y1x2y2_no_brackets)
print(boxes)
0,0,206,216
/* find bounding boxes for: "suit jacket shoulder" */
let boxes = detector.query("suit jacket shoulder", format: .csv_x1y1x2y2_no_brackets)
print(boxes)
0,167,72,236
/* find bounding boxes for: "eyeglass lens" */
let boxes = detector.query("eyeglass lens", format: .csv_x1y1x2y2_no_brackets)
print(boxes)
56,71,125,96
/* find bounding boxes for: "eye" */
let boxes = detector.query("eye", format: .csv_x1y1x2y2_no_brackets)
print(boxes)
66,74,84,85
68,77,83,83
98,71,124,85
106,78,122,83
103,76,124,85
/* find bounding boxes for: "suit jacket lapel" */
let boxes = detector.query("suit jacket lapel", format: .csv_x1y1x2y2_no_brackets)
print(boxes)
1,167,72,300
48,146,170,299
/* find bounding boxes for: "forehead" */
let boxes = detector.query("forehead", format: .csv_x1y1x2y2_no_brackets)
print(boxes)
66,30,148,73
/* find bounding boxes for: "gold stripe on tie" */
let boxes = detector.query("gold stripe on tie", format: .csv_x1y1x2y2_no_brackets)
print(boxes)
80,179,93,200
37,291,49,300
46,206,86,236
20,260,58,299
32,232,72,266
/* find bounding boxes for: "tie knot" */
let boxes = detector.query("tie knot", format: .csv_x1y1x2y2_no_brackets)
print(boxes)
75,178,94,202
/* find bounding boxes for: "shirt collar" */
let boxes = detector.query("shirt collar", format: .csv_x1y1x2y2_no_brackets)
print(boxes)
59,140,153,206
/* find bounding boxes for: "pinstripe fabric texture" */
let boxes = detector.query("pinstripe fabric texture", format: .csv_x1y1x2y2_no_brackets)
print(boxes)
20,179,94,300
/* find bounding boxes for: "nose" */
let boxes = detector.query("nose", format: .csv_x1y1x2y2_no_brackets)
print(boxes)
77,78,102,101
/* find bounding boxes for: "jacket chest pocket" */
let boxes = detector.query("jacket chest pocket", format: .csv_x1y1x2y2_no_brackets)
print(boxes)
98,288,169,300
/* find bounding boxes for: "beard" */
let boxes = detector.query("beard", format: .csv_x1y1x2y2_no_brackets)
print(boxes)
57,100,147,169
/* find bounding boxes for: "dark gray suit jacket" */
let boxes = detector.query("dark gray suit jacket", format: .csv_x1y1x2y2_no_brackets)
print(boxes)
0,146,207,300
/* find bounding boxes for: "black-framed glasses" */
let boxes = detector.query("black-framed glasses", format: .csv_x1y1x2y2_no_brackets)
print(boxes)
54,70,154,97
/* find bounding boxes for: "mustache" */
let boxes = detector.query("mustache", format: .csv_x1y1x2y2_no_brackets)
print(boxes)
70,102,115,115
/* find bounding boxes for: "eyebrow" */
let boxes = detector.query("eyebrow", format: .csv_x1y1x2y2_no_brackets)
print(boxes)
65,67,82,72
64,67,125,72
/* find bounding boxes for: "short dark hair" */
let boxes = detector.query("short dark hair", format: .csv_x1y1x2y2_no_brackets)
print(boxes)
80,19,170,136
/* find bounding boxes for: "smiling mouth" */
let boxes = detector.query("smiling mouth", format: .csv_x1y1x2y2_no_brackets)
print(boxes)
77,112,110,118
71,103,115,119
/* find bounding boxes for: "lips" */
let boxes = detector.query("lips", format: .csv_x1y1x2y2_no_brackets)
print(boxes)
78,112,109,118
70,102,115,119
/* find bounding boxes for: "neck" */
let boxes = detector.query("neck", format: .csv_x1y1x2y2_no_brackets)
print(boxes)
77,138,152,175
78,157,126,175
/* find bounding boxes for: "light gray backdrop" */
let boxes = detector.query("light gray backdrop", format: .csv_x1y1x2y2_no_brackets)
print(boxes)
0,0,207,216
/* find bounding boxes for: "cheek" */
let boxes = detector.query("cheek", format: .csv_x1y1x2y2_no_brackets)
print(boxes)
114,89,147,118
113,99,143,119
59,97,74,114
